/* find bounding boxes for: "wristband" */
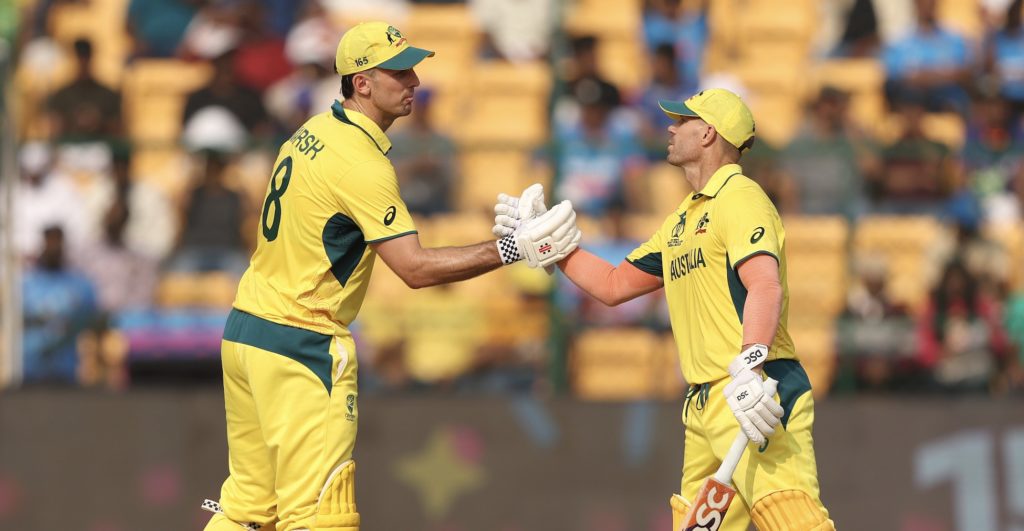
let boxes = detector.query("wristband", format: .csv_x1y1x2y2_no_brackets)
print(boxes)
496,235,523,265
728,343,770,377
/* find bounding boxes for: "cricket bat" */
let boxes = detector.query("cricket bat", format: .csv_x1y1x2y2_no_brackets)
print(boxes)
676,431,749,531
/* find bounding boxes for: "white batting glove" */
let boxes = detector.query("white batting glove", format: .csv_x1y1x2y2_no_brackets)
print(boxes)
723,345,783,445
493,183,547,238
498,200,580,268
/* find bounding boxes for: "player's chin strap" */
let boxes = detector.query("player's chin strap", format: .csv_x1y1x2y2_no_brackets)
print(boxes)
200,499,262,530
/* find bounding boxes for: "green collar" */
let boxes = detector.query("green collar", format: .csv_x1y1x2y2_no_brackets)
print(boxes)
331,101,393,155
692,163,742,199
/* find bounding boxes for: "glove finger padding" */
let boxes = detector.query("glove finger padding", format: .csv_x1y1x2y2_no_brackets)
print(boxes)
493,214,520,238
517,183,547,219
516,200,580,268
496,193,519,213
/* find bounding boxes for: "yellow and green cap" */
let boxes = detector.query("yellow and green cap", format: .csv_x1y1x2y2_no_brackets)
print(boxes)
659,88,756,151
335,21,434,76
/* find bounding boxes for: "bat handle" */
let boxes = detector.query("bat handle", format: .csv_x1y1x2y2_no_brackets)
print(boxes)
713,431,749,486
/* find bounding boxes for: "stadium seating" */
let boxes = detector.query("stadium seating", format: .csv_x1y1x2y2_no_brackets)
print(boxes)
571,327,670,400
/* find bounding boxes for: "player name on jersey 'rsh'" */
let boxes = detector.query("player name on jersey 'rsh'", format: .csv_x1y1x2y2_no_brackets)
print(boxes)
289,127,326,160
670,247,706,280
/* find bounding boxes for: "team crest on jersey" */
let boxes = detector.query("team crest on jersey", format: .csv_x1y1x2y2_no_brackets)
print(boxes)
667,212,686,247
346,394,357,421
695,212,710,234
386,26,406,47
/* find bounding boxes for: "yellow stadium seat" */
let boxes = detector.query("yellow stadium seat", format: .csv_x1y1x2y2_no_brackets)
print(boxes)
563,0,642,37
455,92,549,148
156,272,235,308
405,4,481,37
597,36,649,94
471,61,552,96
645,162,692,215
789,323,837,398
122,60,213,145
572,327,665,400
457,149,531,213
812,59,887,131
938,0,984,42
853,215,954,312
784,216,849,321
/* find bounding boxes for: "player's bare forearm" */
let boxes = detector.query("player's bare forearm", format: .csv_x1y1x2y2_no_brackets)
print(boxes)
737,254,783,355
558,248,663,306
373,234,502,289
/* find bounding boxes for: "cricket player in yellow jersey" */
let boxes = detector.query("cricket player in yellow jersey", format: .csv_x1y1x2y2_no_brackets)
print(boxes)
496,89,836,530
201,21,582,531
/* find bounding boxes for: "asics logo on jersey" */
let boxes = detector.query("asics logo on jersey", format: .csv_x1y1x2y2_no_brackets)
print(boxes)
383,206,397,226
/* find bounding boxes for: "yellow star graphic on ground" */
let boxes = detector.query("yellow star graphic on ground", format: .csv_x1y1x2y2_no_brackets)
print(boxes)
395,427,485,520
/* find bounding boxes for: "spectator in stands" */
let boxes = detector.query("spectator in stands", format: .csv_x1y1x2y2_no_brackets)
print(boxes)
46,38,122,141
986,0,1024,117
232,0,293,92
563,35,621,110
559,208,660,329
831,0,880,58
916,259,1011,393
869,99,959,214
1003,289,1024,393
389,89,458,215
642,0,707,92
265,0,338,135
470,0,554,62
75,196,157,391
166,150,250,276
13,142,89,259
836,257,915,391
127,0,200,58
881,0,973,114
636,44,689,158
76,196,158,314
551,78,647,216
177,0,243,61
962,89,1024,224
780,86,873,219
22,226,99,385
183,50,271,142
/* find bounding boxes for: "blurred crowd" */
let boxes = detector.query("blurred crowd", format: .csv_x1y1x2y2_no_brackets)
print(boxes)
5,0,1024,398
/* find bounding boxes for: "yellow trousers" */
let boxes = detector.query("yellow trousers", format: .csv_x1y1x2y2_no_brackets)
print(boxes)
680,360,834,530
208,310,359,531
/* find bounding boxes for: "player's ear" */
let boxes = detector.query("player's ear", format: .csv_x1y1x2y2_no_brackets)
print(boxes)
353,70,374,97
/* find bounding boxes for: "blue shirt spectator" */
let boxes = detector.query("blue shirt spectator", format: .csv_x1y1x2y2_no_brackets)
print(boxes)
881,0,972,113
127,0,199,58
552,80,647,216
23,226,98,384
989,0,1024,106
642,0,707,95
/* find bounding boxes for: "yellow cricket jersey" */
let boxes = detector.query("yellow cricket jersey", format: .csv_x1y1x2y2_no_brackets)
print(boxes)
233,101,417,337
627,163,796,384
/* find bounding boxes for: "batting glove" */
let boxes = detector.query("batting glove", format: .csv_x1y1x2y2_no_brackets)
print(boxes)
493,183,547,238
723,344,783,445
496,200,581,267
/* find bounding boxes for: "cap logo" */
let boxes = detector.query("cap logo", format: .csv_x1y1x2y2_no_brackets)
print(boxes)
386,26,406,47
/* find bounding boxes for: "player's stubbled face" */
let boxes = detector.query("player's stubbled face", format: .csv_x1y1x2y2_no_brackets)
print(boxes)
666,116,703,166
372,67,420,118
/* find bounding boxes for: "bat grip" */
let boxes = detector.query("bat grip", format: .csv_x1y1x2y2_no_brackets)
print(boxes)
713,431,749,486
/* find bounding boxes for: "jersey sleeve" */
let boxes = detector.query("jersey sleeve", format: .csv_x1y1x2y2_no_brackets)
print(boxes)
717,187,783,270
336,160,417,242
626,214,672,278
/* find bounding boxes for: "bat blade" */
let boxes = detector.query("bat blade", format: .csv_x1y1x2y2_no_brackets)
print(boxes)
680,477,737,531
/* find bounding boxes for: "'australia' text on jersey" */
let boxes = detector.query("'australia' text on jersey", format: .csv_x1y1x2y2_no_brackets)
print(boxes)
670,247,706,280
